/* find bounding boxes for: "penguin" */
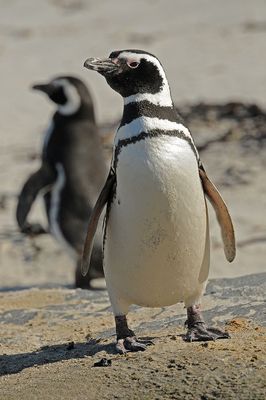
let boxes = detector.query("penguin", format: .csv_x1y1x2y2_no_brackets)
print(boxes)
16,76,108,289
82,50,236,353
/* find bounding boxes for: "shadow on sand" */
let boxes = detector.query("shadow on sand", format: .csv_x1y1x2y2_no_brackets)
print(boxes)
0,334,159,376
0,339,117,376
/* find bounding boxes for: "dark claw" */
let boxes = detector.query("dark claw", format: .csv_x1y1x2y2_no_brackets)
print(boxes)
116,337,153,354
138,339,154,346
184,322,230,342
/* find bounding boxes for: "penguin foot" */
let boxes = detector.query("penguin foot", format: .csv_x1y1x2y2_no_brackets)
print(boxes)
115,315,153,354
75,263,92,290
75,277,92,290
21,222,47,235
116,336,153,354
184,322,230,342
184,304,230,342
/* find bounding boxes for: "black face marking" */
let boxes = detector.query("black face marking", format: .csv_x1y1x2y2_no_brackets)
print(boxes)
105,60,163,97
54,76,93,104
104,51,164,97
49,86,68,105
120,101,183,127
113,130,199,171
34,76,96,121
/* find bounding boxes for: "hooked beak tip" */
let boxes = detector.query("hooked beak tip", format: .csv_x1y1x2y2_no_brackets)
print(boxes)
83,58,98,70
83,57,119,75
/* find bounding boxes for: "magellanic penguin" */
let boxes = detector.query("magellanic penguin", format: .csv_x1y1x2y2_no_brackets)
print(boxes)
16,76,108,289
82,50,236,353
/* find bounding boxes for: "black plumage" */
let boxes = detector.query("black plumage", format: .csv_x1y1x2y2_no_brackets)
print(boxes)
16,76,107,288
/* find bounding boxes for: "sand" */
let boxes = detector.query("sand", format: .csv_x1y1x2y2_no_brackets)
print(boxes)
0,274,265,399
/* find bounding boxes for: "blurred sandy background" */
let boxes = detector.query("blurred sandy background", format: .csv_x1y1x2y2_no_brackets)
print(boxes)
0,0,265,289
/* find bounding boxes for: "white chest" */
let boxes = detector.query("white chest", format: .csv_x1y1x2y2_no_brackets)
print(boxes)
104,136,209,309
49,163,77,260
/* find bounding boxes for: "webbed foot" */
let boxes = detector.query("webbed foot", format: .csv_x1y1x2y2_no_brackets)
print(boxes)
116,336,152,354
185,322,230,342
21,222,47,235
184,305,230,342
115,315,153,354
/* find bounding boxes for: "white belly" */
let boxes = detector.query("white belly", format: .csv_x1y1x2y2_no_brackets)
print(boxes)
104,137,209,313
49,163,77,260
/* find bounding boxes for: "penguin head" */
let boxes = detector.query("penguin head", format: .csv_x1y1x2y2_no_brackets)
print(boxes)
32,76,95,117
84,50,171,104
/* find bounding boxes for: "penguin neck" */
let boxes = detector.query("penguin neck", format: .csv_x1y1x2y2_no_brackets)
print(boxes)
56,102,96,122
123,78,173,108
120,97,179,125
58,100,80,116
120,82,177,127
115,95,184,144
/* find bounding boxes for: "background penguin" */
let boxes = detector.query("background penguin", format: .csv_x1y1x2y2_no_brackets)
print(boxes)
16,76,108,289
82,50,236,353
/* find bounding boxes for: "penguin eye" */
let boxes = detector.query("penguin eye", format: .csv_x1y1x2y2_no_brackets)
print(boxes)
127,61,139,69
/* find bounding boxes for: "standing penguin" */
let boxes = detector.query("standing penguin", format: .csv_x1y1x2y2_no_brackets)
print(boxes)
16,76,107,289
82,50,236,353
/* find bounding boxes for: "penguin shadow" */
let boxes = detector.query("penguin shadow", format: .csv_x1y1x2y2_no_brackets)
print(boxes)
0,333,162,376
0,339,117,376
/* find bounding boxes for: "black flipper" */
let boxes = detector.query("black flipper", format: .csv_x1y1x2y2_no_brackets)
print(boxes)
16,163,56,234
199,165,236,262
81,170,116,276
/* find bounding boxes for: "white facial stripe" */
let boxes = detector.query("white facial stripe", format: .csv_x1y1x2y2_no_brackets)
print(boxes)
43,121,54,154
115,117,192,144
53,79,81,115
119,52,172,107
124,92,173,107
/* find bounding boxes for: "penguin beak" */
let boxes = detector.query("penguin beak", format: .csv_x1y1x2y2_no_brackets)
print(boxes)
32,83,55,95
84,58,120,75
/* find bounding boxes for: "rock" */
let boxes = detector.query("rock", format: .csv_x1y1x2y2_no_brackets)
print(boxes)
93,358,112,367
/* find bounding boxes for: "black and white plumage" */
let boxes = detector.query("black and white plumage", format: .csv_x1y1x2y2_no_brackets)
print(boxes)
83,50,236,353
16,76,107,288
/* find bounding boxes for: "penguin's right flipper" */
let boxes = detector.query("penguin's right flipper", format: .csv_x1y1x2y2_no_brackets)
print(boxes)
16,163,56,234
81,170,116,277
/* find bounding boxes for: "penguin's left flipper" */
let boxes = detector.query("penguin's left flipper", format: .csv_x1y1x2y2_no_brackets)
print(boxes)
199,165,236,262
81,170,116,277
16,162,56,235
